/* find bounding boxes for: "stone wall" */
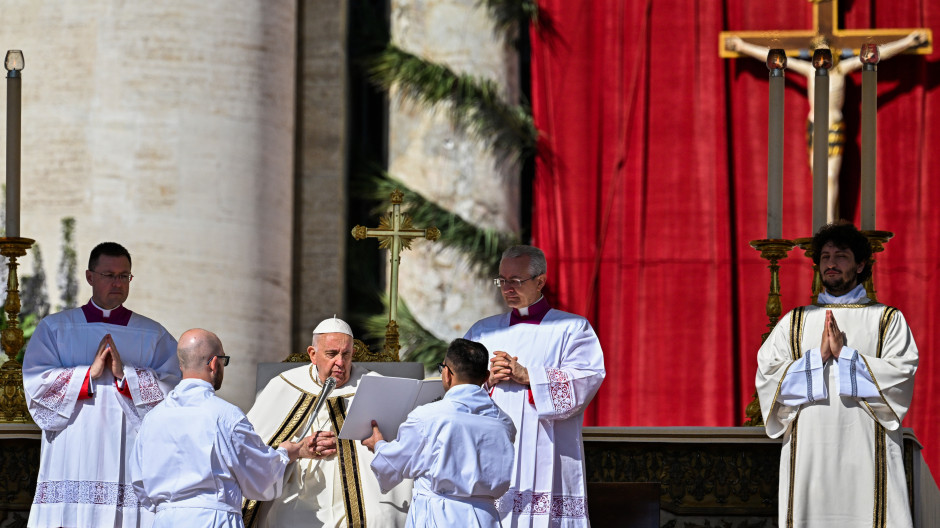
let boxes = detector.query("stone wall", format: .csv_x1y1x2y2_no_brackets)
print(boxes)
0,1,297,410
388,0,520,342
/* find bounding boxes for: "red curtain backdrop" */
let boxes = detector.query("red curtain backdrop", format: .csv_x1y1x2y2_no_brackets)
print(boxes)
530,0,940,472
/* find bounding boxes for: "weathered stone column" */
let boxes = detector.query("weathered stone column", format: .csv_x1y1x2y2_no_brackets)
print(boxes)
292,0,349,354
389,0,520,341
2,1,296,410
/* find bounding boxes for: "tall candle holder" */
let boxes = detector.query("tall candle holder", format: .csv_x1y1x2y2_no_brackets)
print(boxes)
0,237,34,422
793,237,823,304
744,238,796,426
861,230,893,303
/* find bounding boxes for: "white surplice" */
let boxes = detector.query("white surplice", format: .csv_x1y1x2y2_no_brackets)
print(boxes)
23,304,180,528
132,379,291,528
370,383,516,528
244,363,411,528
756,285,918,528
464,308,606,528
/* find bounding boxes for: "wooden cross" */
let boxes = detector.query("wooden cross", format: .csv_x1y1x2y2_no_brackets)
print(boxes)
352,190,440,360
719,0,932,58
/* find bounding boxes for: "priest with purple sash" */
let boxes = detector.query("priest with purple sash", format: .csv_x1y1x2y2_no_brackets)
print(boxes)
463,245,606,528
23,242,180,528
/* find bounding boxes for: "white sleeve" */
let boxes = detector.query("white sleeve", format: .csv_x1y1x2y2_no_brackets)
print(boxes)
778,348,828,406
230,417,290,501
837,348,881,399
370,415,427,494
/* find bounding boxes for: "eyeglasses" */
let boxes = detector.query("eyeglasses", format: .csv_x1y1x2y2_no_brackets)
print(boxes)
89,270,134,283
207,355,230,366
437,361,448,374
493,276,538,288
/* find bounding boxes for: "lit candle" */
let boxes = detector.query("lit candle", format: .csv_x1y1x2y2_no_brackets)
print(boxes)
860,43,880,231
4,50,24,238
767,49,787,239
811,47,832,234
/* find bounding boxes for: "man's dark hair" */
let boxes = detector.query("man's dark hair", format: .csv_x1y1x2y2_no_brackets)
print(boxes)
811,222,872,283
88,242,132,271
445,338,489,385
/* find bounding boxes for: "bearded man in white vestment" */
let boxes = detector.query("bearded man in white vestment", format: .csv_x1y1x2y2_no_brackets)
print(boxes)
756,223,918,528
463,245,606,528
362,338,516,528
23,242,181,528
132,329,318,528
243,317,411,528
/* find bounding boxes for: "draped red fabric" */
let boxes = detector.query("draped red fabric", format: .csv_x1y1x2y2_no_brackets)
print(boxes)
530,0,940,472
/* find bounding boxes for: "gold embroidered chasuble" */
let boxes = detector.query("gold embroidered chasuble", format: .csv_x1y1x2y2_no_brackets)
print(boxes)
243,364,410,528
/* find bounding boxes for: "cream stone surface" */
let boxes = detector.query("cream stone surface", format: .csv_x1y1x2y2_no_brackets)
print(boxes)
0,1,296,411
389,0,520,343
293,0,349,353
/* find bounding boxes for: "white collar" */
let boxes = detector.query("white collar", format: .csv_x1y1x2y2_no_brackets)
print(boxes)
91,299,117,318
818,284,868,304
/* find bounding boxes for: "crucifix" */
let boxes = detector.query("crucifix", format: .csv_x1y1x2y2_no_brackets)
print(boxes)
352,189,440,360
720,0,931,223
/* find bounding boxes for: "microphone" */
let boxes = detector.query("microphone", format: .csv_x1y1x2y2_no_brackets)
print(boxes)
299,376,337,440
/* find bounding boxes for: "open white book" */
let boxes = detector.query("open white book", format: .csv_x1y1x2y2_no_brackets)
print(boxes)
337,375,445,441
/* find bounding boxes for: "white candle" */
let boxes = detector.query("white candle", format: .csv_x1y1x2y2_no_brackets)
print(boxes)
767,49,786,239
860,43,880,231
811,48,832,233
4,50,24,238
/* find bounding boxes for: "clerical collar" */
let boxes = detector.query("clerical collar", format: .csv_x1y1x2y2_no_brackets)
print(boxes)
510,296,550,326
82,300,133,326
817,284,868,305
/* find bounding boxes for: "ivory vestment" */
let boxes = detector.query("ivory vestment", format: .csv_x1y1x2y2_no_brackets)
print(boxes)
464,301,606,528
756,289,918,528
244,363,411,528
23,302,180,528
371,383,516,527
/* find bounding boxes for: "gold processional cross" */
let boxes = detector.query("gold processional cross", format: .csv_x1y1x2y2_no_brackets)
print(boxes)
352,190,440,361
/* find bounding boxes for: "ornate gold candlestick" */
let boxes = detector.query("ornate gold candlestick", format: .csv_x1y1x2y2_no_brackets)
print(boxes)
793,237,822,304
861,230,893,303
0,237,34,422
744,238,796,426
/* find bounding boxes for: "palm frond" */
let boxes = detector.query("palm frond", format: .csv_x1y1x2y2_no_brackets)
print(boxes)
365,45,538,165
481,0,539,34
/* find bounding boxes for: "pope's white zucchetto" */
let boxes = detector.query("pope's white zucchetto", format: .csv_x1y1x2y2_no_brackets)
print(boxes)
311,316,353,340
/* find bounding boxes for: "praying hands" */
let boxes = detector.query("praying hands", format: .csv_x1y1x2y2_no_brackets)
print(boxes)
89,334,125,380
489,350,529,386
819,310,846,363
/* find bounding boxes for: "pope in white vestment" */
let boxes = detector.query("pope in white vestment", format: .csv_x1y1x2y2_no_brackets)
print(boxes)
24,243,180,528
757,226,919,528
244,318,411,528
464,246,606,528
369,376,516,527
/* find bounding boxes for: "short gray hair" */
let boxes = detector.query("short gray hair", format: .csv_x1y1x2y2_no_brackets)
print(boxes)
501,245,547,276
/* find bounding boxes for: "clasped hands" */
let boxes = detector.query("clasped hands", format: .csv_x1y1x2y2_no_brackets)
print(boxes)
89,334,124,380
820,309,846,363
489,350,529,387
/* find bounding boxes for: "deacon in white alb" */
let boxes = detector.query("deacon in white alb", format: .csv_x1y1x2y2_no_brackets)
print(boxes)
132,329,318,528
243,316,411,528
362,338,516,527
24,242,180,528
757,223,918,527
463,245,606,528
